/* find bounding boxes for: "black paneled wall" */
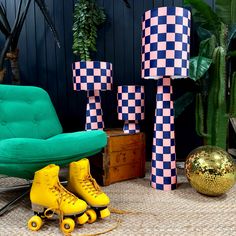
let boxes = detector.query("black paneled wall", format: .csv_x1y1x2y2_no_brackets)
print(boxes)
0,0,216,159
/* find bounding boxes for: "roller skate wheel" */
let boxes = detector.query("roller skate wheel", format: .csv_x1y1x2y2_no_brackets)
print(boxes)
100,208,110,219
28,215,43,231
86,209,97,224
61,218,75,234
77,212,89,225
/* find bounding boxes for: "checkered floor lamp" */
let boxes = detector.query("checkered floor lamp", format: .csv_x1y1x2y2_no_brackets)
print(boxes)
141,7,191,190
117,85,145,134
72,61,113,130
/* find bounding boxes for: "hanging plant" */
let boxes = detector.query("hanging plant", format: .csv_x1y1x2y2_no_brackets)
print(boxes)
72,0,106,61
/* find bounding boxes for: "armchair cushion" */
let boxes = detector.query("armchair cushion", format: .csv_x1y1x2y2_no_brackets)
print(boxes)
0,85,62,140
0,130,106,179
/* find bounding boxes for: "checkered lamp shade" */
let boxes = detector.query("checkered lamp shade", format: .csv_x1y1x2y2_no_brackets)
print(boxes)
141,6,191,79
117,85,145,134
72,61,113,91
72,61,113,131
141,6,191,190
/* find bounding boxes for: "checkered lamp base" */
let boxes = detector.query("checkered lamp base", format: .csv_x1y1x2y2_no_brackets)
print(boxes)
151,77,177,190
85,90,104,130
117,85,145,134
123,120,140,134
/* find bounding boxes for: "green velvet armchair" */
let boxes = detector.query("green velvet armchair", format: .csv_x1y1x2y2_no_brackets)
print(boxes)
0,85,107,214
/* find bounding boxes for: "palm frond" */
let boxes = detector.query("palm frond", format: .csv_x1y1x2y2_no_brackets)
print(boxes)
0,3,10,35
14,0,23,32
197,27,212,41
0,36,12,70
0,3,11,32
11,0,31,51
35,0,60,48
0,20,10,36
123,0,131,8
184,0,222,43
174,92,194,118
215,0,236,25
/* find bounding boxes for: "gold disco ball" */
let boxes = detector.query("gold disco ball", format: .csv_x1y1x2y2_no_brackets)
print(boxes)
185,146,236,196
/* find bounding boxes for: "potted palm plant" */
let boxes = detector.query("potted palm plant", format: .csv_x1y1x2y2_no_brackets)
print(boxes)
175,0,236,150
0,0,60,84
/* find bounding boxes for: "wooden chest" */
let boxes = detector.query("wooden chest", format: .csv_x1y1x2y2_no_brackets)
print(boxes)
89,129,146,186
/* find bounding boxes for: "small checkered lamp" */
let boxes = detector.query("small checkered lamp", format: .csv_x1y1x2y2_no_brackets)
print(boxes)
117,85,145,134
141,7,191,190
72,61,113,130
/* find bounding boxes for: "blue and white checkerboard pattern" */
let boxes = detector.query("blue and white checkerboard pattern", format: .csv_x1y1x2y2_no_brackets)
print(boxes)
117,85,145,134
141,7,191,79
151,77,177,190
123,120,140,134
72,61,112,91
72,61,113,130
85,90,104,130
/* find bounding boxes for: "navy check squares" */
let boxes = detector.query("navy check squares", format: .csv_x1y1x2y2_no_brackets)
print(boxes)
72,61,113,131
123,120,140,134
72,61,112,91
117,85,145,134
86,90,104,130
141,6,191,79
151,77,177,190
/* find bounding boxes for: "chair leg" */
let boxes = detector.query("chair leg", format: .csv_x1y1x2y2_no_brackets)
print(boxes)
0,183,31,193
0,188,30,216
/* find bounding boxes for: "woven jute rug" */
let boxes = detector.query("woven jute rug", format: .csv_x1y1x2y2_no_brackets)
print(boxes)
0,166,235,236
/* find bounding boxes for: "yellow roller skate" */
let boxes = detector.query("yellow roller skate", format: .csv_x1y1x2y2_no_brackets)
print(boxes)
28,164,89,234
67,158,110,223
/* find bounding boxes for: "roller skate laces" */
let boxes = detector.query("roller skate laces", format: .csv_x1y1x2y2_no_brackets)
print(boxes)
43,182,75,217
68,159,110,219
50,182,78,206
43,183,78,234
80,175,102,197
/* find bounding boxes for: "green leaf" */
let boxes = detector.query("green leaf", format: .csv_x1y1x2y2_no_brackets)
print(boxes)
197,27,212,41
215,0,236,25
174,92,194,118
228,24,236,47
189,56,212,81
228,50,236,57
199,35,216,58
184,0,222,42
72,0,106,59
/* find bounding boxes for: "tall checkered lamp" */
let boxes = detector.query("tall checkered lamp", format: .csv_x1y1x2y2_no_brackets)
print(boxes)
117,85,145,134
72,61,113,130
141,7,191,190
